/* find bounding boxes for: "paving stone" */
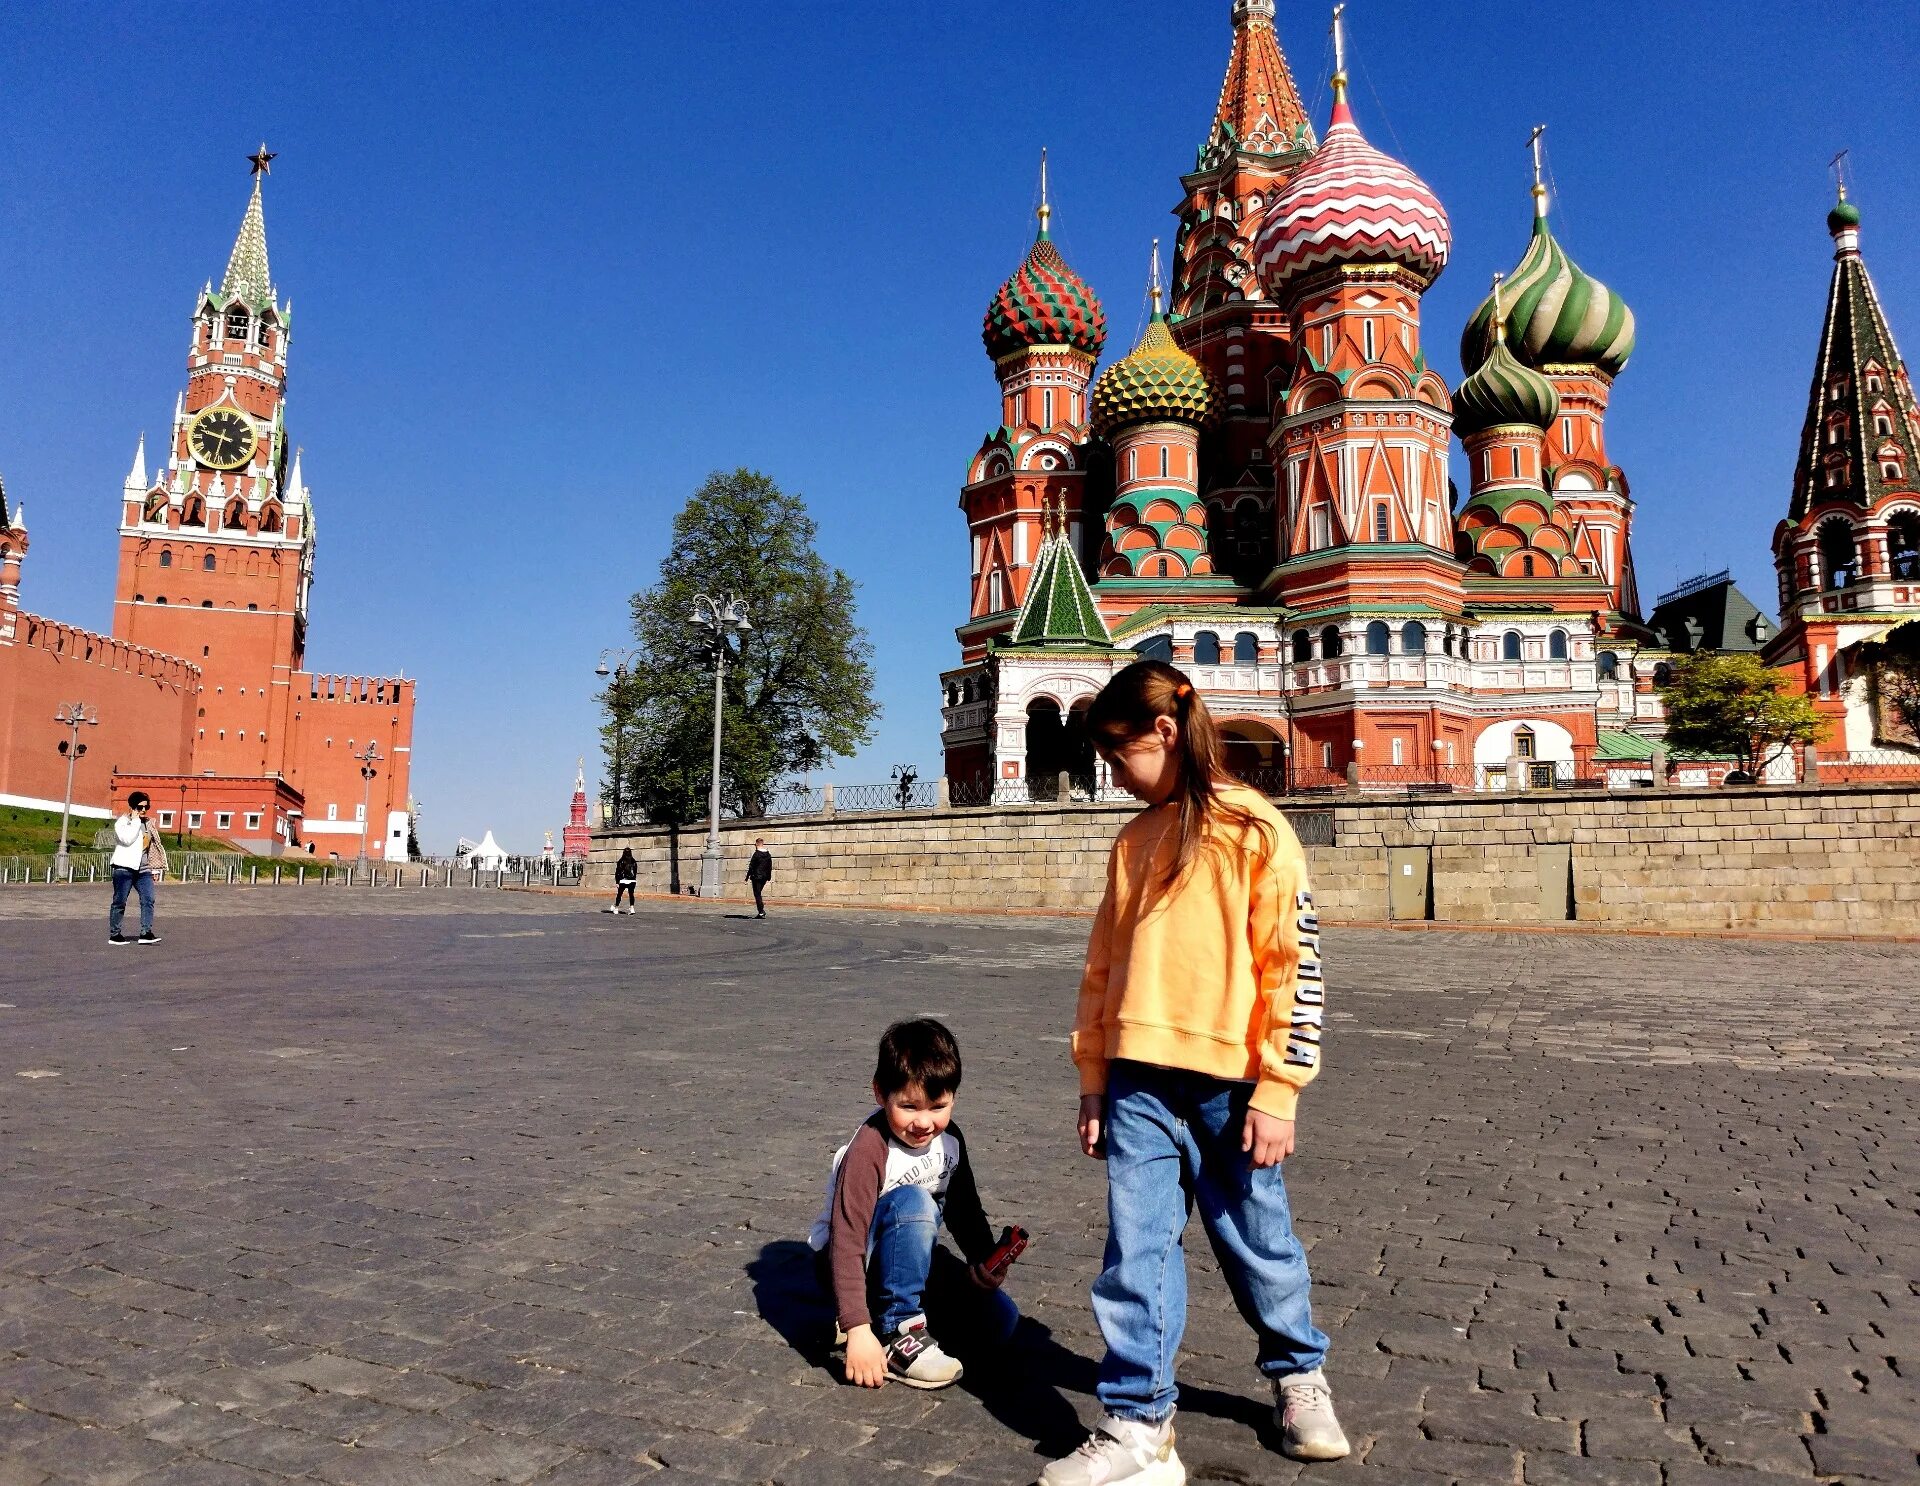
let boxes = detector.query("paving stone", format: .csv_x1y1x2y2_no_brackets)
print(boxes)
2,897,1916,1484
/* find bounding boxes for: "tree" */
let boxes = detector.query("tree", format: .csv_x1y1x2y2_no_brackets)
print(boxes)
604,469,879,824
1657,652,1825,777
1860,621,1920,744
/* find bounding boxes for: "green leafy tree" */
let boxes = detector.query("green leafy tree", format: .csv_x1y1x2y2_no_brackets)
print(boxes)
1657,652,1825,776
604,469,878,823
1860,621,1920,744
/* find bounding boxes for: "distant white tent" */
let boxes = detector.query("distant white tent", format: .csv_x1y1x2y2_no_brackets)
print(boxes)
461,830,509,871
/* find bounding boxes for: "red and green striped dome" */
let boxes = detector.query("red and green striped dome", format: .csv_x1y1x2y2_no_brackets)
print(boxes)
983,231,1106,362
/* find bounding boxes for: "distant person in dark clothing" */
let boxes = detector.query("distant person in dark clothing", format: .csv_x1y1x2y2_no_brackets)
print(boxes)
607,848,637,914
747,839,773,919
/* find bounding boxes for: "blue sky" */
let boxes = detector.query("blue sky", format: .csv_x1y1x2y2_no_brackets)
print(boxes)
4,2,1917,853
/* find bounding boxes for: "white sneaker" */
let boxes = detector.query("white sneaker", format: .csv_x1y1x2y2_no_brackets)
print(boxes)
882,1317,963,1389
1275,1370,1350,1461
602,905,618,914
1037,1414,1184,1485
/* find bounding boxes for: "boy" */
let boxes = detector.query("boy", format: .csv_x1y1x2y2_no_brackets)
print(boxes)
807,1019,1017,1388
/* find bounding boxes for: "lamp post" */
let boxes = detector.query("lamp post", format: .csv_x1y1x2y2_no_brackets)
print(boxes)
891,763,919,810
689,594,751,897
1273,623,1297,795
594,646,643,826
53,701,99,877
352,741,383,865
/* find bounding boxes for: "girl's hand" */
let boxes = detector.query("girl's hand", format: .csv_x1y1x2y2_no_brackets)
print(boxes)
1078,1094,1106,1159
969,1262,1005,1291
844,1325,887,1387
1242,1110,1295,1168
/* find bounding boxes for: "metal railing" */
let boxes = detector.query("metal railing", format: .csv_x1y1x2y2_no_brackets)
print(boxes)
0,854,584,889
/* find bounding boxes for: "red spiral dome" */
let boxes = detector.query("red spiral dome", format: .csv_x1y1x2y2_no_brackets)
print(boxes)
983,230,1107,362
1252,97,1450,295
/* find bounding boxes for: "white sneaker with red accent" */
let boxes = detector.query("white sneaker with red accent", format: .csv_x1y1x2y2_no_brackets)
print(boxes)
883,1317,963,1389
1275,1370,1350,1460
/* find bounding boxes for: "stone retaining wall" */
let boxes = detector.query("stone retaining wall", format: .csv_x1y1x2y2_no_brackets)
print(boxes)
591,785,1920,935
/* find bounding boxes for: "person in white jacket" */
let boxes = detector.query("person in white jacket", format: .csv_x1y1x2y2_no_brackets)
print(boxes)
108,791,164,945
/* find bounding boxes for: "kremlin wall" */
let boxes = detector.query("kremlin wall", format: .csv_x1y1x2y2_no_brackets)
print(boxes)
0,155,416,858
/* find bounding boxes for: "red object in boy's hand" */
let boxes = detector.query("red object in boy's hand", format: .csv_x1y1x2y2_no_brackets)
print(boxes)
982,1225,1029,1280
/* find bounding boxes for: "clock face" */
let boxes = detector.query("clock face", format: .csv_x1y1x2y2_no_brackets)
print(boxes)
189,408,257,471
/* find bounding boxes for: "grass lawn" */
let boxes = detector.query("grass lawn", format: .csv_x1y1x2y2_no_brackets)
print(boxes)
0,804,237,858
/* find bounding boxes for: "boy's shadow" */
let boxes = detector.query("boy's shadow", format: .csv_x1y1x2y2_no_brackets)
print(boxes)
746,1242,1273,1455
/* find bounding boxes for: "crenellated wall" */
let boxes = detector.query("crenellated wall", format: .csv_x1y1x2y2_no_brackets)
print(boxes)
284,672,416,859
591,785,1920,937
0,611,199,811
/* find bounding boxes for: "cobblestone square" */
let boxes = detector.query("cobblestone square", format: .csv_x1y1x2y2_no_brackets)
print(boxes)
2,891,1916,1484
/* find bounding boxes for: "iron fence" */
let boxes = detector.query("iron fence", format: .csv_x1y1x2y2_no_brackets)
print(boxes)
1819,748,1920,783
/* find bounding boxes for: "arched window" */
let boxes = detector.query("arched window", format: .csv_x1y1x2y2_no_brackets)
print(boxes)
1548,629,1569,660
1890,512,1920,579
1193,631,1221,665
1819,518,1858,590
260,506,281,533
1291,629,1311,663
1521,554,1536,577
182,498,205,528
1233,631,1259,664
1156,558,1169,578
1373,504,1390,542
155,597,167,604
1597,650,1619,680
159,549,173,569
225,502,247,530
1133,634,1174,663
1442,627,1456,656
203,552,216,572
225,308,250,342
1653,661,1674,686
1502,630,1523,661
1365,621,1390,655
1320,625,1344,659
1401,621,1427,655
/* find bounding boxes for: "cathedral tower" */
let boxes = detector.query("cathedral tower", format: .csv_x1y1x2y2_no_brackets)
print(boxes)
113,148,313,780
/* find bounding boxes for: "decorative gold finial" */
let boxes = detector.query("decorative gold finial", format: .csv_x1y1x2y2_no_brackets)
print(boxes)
1528,124,1548,217
1331,4,1349,103
1149,238,1164,318
1038,147,1052,236
247,142,276,177
1490,272,1508,341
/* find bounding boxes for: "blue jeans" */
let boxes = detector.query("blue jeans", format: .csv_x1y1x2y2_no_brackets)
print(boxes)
109,868,155,937
866,1185,1020,1344
1094,1060,1328,1423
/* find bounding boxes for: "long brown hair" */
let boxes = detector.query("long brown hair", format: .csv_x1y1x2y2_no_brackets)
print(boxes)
1086,660,1274,883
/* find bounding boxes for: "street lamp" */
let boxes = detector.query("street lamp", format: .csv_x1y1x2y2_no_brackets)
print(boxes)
1273,623,1297,795
352,741,383,865
595,646,643,825
891,763,919,810
53,701,99,877
689,594,751,897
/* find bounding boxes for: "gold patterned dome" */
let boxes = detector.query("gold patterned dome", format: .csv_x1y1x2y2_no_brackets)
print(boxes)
1090,243,1222,438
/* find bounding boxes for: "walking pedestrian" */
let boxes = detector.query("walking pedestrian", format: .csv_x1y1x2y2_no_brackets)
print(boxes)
108,791,166,946
607,848,638,914
747,838,774,919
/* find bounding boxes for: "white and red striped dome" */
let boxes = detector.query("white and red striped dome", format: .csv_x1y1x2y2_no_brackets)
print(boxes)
1253,97,1450,294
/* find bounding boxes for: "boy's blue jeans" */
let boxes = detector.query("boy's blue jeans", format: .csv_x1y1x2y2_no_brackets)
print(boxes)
866,1185,1019,1343
1094,1059,1329,1423
109,868,155,937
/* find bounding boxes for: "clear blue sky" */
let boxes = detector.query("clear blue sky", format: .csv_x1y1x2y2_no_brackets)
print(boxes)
4,2,1917,853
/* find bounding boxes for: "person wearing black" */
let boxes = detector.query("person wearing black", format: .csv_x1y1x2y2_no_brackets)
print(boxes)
607,848,638,914
747,839,773,919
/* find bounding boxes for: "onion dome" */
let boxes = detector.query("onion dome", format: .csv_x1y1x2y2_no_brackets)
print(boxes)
1828,186,1862,238
1090,245,1222,437
1462,188,1635,377
983,161,1106,362
1251,71,1450,294
1453,281,1560,437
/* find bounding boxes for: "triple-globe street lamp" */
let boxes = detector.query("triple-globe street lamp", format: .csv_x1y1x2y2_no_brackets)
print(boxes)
689,595,750,898
352,741,383,866
53,701,99,877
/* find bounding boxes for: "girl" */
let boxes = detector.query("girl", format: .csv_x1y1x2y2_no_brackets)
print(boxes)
607,848,638,914
1039,661,1346,1486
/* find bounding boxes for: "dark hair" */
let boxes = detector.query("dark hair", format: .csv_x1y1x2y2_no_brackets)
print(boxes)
127,791,151,810
617,848,635,864
1086,659,1273,883
874,1018,962,1100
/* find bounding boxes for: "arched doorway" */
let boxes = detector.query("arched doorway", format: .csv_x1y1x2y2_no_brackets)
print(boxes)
1220,717,1288,794
1025,697,1096,800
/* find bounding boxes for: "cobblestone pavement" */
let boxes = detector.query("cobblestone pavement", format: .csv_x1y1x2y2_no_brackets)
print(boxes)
2,891,1916,1485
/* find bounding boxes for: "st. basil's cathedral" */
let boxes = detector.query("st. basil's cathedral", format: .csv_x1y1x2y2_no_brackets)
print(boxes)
939,0,1920,797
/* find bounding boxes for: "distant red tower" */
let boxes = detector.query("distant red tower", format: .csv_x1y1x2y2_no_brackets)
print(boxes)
562,759,591,862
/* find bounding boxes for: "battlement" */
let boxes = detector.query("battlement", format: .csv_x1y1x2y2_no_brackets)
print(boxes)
13,611,201,689
297,672,413,706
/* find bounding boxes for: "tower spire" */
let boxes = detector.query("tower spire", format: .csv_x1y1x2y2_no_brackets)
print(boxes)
125,433,148,492
221,144,275,307
1037,148,1051,238
1330,3,1351,119
1149,239,1165,320
1528,124,1549,219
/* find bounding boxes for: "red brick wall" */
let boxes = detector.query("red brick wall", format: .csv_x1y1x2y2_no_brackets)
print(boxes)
285,675,417,858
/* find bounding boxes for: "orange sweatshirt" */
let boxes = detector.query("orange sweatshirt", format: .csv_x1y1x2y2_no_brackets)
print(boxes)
1072,784,1324,1120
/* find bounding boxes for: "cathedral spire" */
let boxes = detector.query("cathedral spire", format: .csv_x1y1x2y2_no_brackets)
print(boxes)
221,145,275,307
125,434,148,492
1789,188,1920,521
1202,0,1314,164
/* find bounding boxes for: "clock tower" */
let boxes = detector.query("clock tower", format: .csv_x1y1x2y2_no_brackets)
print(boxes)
114,148,315,780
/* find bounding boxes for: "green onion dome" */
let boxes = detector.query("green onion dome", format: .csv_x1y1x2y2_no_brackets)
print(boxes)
983,230,1107,362
1828,192,1862,236
1089,316,1222,438
1462,212,1635,377
1453,319,1560,437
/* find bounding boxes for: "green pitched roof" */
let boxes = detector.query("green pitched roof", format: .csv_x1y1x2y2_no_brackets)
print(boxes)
1006,523,1113,649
